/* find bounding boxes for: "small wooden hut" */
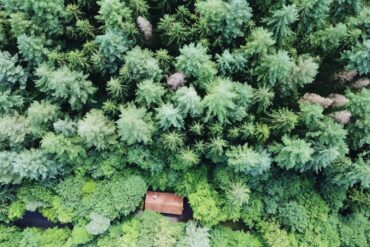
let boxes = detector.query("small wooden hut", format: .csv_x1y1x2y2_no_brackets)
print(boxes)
144,191,184,216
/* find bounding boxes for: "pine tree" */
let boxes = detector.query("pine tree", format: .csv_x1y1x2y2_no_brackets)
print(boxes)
176,43,217,87
253,86,274,113
106,77,128,100
17,35,49,66
11,149,61,182
257,50,295,88
179,221,210,247
0,114,30,149
95,29,133,73
265,5,298,47
116,103,154,145
271,135,314,170
173,86,202,117
216,50,247,76
226,181,250,207
202,78,237,124
0,90,24,115
120,47,162,82
0,51,27,90
77,109,117,150
35,64,96,110
296,0,332,34
158,14,190,46
41,132,85,164
243,27,275,55
346,89,370,148
335,158,370,188
267,108,298,134
27,101,60,137
226,144,271,176
97,0,132,29
156,103,184,130
344,40,370,75
195,0,252,44
136,80,166,108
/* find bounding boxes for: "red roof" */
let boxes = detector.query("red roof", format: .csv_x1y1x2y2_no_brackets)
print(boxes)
145,191,184,215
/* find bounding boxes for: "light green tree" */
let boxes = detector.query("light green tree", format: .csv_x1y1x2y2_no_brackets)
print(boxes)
257,51,295,88
271,135,314,170
0,51,27,90
188,183,224,227
120,47,162,82
86,212,111,235
156,103,184,130
265,5,298,47
176,43,217,87
35,64,96,110
95,29,133,73
116,103,154,145
202,78,237,123
136,80,166,108
173,86,202,117
27,101,60,136
226,144,271,176
78,109,116,150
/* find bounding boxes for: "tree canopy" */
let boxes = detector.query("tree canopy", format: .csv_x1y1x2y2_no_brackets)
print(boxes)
0,0,369,246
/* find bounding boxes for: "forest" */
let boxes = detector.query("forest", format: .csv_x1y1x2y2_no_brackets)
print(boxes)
0,0,369,246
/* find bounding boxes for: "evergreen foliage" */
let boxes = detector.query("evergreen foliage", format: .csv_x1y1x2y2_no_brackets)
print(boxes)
77,109,116,150
344,40,370,75
1,149,60,183
120,47,162,82
265,5,298,47
272,135,314,170
0,0,369,245
35,64,96,110
0,51,27,90
27,101,60,137
95,29,133,73
0,90,24,115
116,103,154,145
216,49,247,76
136,79,166,108
17,35,49,66
202,78,237,123
0,114,30,149
179,221,210,247
173,86,202,117
257,50,295,88
196,0,253,44
226,144,271,176
176,43,217,86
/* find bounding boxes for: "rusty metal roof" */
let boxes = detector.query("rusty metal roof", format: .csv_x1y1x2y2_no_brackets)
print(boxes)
144,191,184,215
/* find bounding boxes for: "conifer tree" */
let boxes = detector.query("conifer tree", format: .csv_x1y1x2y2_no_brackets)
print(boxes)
35,64,96,110
202,78,237,124
77,109,117,150
176,43,217,87
265,5,298,47
226,144,271,176
0,51,27,90
116,103,154,145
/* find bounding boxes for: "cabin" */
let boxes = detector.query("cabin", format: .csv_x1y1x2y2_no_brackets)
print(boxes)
144,191,192,221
